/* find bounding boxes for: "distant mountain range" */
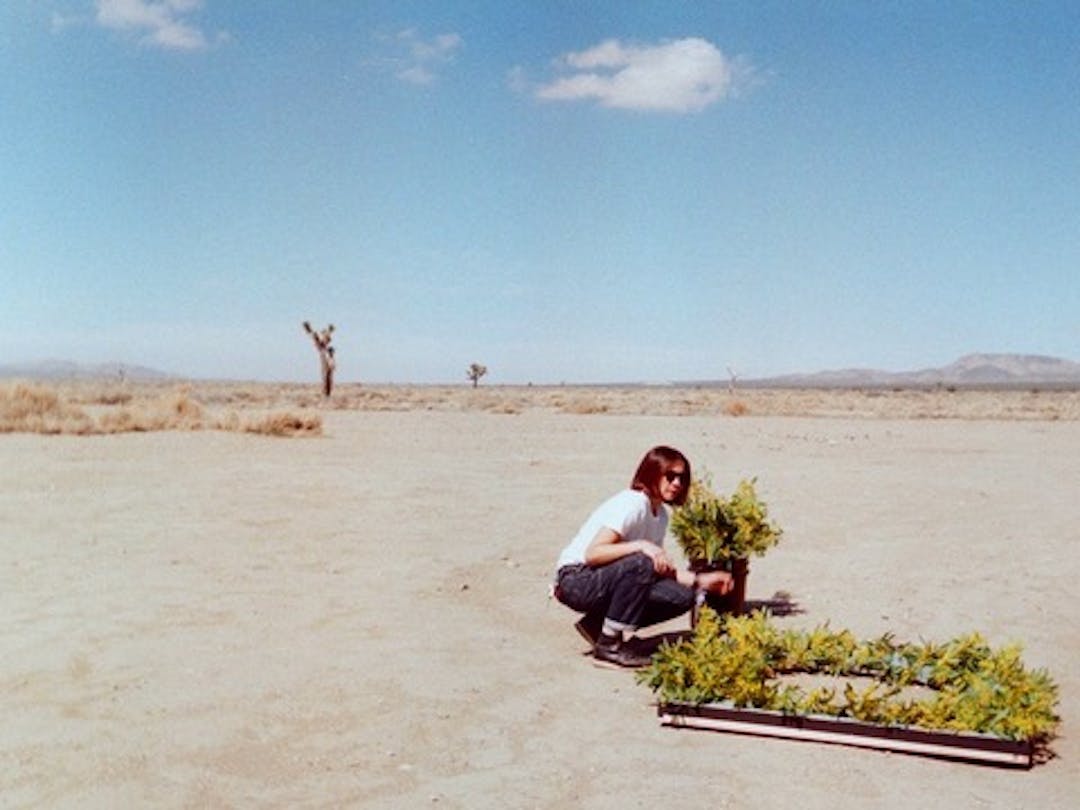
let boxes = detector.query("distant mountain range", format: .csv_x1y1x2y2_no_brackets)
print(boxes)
0,360,172,381
738,353,1080,389
2,353,1078,388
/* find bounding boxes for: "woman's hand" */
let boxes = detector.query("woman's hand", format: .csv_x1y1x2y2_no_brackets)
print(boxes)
696,569,734,595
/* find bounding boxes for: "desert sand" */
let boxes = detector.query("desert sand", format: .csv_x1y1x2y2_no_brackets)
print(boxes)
2,384,1078,808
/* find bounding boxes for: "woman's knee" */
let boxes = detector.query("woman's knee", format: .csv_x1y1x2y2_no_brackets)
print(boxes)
620,552,657,584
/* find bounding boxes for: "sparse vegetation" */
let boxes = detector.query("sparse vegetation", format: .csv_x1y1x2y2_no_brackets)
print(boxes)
0,383,321,437
724,399,749,417
2,381,1077,422
242,412,323,437
303,321,336,397
0,384,94,435
560,399,610,415
467,363,488,388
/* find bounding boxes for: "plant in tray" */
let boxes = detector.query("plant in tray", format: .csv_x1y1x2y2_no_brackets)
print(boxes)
670,474,783,568
639,608,1060,744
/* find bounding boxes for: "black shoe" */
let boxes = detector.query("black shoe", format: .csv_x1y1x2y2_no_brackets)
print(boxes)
592,635,652,669
574,613,603,645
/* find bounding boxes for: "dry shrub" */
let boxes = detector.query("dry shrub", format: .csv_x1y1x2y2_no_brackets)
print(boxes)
562,399,610,415
215,411,242,432
1,384,61,420
96,409,138,433
97,389,205,433
72,382,136,406
1,383,320,437
221,387,260,405
242,411,323,437
161,389,204,424
0,384,95,434
348,389,408,411
94,390,134,406
724,399,749,417
485,400,522,415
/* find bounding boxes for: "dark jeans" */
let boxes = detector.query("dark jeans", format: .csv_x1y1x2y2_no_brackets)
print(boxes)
555,553,695,632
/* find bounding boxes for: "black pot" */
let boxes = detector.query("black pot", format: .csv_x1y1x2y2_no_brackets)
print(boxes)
689,557,748,625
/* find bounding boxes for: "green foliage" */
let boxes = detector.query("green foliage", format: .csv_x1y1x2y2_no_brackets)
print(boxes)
638,609,1060,742
670,474,783,564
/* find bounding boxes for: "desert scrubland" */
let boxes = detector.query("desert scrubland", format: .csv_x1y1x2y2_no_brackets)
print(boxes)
1,380,1078,808
3,379,1080,429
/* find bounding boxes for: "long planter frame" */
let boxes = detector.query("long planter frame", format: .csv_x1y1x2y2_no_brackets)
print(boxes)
658,700,1034,768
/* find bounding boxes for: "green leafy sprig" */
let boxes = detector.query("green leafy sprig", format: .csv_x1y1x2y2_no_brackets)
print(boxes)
639,609,1060,743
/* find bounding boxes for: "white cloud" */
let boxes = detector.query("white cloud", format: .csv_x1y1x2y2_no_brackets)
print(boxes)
94,0,222,51
389,29,463,84
536,37,746,113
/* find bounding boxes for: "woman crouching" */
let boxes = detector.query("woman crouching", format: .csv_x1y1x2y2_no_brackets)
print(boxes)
553,445,733,668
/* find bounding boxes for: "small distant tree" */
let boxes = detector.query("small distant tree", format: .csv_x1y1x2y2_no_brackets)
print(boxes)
303,321,336,397
467,362,488,388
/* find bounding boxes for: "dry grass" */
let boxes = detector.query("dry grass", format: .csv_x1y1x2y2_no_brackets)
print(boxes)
3,380,1078,431
724,399,750,417
561,399,610,415
0,383,322,437
0,384,96,435
241,412,323,437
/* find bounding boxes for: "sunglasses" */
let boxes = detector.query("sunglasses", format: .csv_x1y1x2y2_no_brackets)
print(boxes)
664,470,688,484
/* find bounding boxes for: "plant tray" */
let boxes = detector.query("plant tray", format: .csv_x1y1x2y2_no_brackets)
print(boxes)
658,701,1033,768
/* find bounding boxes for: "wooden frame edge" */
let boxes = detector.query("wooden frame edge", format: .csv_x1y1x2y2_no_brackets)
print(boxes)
658,702,1033,768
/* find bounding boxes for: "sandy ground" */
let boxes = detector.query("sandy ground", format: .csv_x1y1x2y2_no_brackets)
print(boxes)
2,397,1078,808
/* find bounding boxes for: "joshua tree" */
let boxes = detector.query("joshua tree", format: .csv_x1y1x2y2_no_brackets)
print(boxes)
303,321,336,397
467,362,488,388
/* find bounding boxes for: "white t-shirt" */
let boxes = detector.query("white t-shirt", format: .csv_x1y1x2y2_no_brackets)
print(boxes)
556,489,668,570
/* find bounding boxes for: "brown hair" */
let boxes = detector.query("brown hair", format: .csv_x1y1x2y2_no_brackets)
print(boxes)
631,445,691,506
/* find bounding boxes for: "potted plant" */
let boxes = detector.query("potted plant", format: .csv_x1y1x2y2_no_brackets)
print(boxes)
670,475,783,617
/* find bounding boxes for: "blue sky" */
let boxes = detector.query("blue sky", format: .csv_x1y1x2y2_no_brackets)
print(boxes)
2,1,1077,384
